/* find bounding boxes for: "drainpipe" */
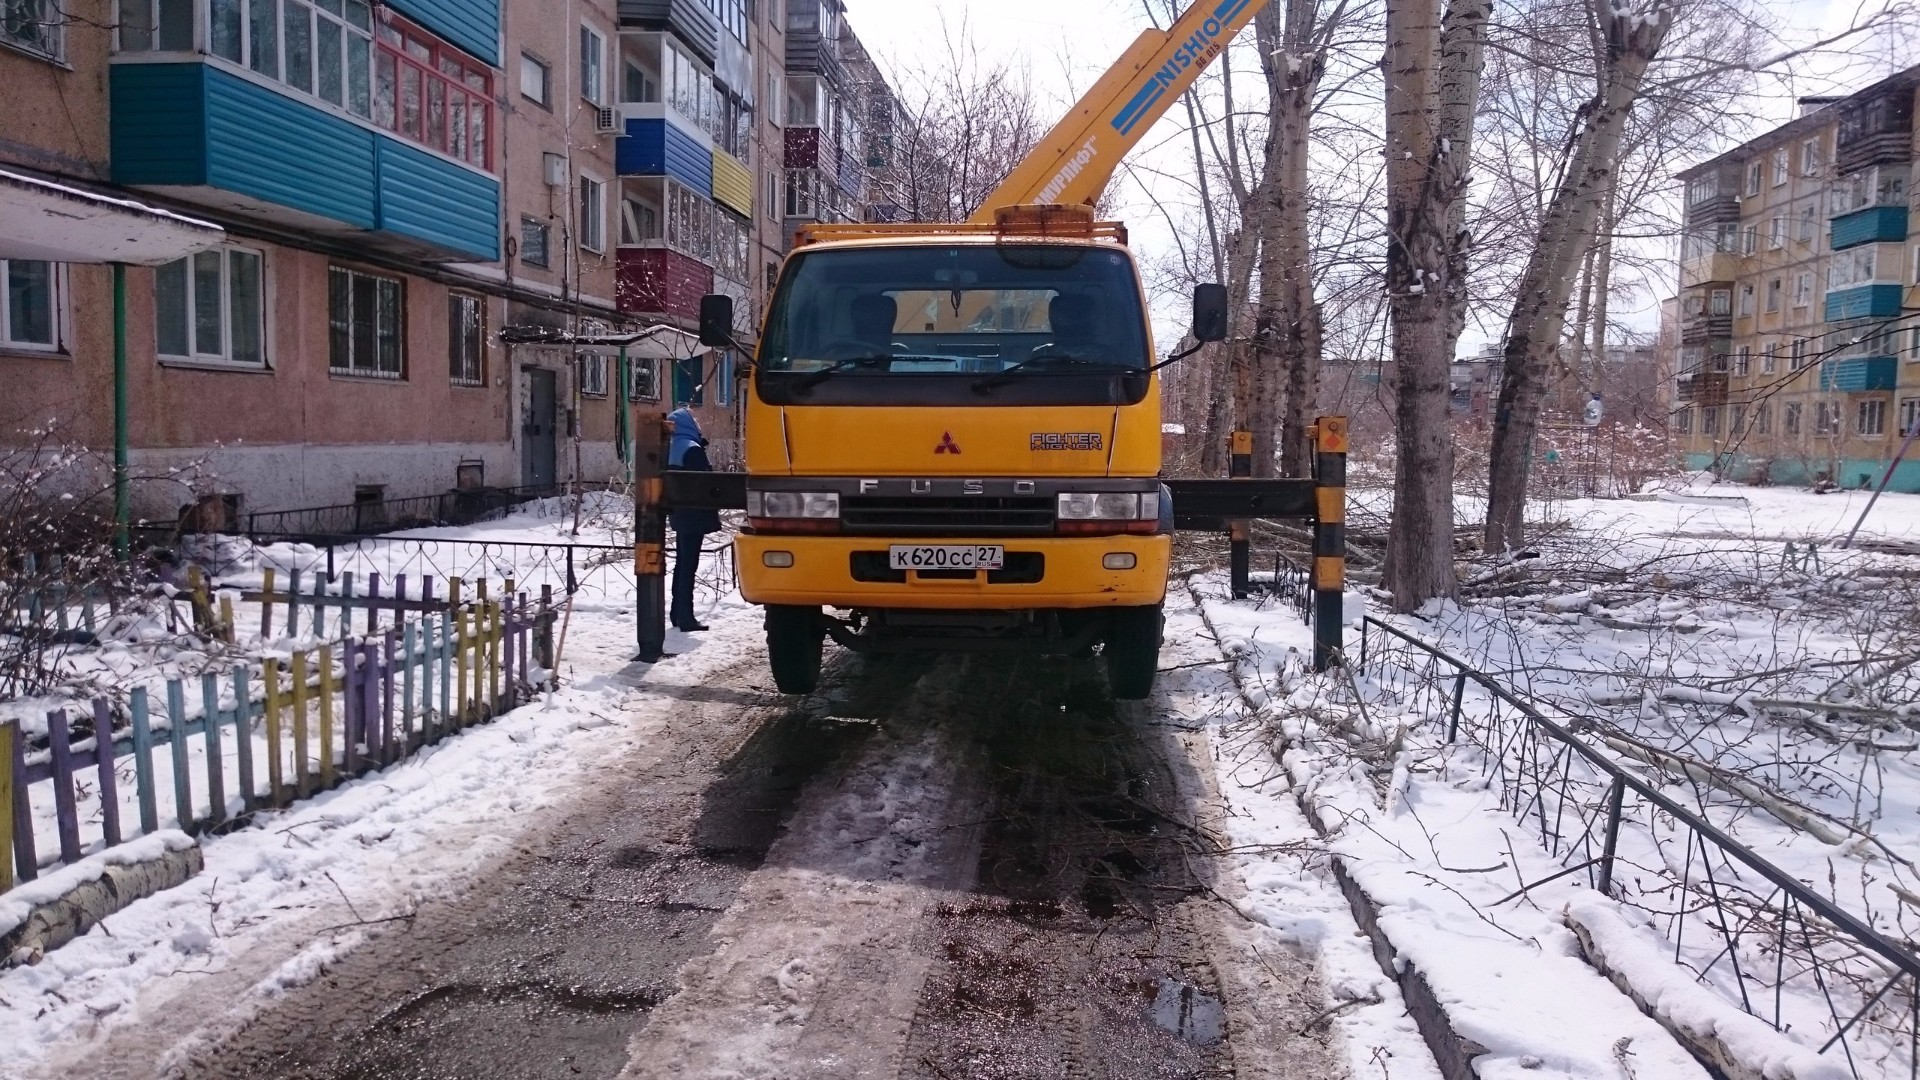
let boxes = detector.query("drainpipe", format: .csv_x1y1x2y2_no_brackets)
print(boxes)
617,345,633,485
113,262,129,558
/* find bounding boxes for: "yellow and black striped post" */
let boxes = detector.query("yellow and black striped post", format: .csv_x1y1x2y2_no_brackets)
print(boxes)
1312,416,1348,672
635,411,670,662
1229,429,1253,599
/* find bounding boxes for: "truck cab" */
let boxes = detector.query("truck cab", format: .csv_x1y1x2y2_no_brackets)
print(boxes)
703,205,1226,699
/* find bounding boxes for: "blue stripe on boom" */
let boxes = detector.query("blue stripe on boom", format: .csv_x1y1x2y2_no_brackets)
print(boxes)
1214,0,1251,19
1112,82,1168,135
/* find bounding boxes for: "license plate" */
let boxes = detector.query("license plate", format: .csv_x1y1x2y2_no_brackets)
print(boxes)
889,545,1005,571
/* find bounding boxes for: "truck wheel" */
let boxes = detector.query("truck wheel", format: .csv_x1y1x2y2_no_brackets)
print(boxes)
1104,604,1164,701
765,605,824,694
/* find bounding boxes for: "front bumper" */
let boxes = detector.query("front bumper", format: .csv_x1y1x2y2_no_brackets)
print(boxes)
734,533,1172,609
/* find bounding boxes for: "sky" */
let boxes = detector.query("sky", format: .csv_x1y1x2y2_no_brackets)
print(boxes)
838,0,1912,353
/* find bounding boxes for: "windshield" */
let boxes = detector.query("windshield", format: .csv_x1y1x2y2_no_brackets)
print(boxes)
757,244,1152,405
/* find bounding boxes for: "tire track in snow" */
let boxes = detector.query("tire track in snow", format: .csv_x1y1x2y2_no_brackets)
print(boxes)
616,658,988,1080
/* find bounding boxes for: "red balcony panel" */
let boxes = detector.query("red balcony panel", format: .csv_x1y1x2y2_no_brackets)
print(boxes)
617,248,713,324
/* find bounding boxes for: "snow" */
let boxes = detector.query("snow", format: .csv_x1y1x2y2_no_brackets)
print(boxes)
0,831,196,941
0,498,755,1075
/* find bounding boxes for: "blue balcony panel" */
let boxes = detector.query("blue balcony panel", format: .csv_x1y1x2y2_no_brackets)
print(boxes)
375,138,500,260
1818,356,1898,392
386,0,499,66
111,63,498,262
1824,283,1904,322
1829,206,1910,250
616,118,712,197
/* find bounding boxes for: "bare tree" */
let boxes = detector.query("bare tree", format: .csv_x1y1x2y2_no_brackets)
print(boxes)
1381,0,1491,610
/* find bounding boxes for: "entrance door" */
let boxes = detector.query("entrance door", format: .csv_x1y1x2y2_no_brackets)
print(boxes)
523,367,558,489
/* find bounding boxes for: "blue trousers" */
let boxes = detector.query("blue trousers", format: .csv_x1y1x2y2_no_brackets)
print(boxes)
671,530,707,627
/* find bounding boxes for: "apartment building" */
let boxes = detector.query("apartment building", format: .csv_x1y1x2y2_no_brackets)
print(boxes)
0,0,895,519
1673,67,1919,491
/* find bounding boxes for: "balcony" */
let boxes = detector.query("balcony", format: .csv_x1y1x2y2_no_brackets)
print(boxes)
1675,372,1729,405
785,128,836,176
1819,356,1898,393
109,63,499,261
1679,252,1740,290
1824,283,1904,322
710,151,752,218
614,108,712,197
1835,87,1915,173
1830,206,1910,250
617,247,712,325
616,0,720,65
1679,314,1732,346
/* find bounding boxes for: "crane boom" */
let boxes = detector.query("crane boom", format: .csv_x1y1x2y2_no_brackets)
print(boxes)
968,0,1267,223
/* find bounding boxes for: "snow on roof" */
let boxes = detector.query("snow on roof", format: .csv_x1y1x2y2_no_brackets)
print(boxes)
1,167,224,265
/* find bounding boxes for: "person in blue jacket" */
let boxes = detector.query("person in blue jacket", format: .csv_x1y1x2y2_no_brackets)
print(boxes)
667,406,722,632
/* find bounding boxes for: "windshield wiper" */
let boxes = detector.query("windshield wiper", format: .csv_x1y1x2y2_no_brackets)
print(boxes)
792,354,897,390
971,353,1125,394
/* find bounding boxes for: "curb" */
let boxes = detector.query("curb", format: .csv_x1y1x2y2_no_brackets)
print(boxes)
2,842,205,967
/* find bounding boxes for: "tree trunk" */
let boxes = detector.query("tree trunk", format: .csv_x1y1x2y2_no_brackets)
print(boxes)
1259,0,1327,479
1381,0,1489,611
1484,3,1670,553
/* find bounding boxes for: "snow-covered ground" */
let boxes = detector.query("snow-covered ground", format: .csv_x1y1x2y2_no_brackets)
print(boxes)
1,499,752,1076
1203,479,1920,1079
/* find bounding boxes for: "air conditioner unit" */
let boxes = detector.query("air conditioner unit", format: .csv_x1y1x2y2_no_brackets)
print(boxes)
594,107,621,135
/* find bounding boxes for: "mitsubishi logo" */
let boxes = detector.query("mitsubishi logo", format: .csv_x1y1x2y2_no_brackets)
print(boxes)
934,432,962,455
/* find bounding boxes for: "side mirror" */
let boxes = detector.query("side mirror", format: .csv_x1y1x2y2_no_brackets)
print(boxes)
698,294,735,348
1192,283,1229,344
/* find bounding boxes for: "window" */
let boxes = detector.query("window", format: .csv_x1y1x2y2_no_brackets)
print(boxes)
1761,341,1777,375
1784,402,1802,434
1765,278,1781,313
1742,226,1758,255
1912,244,1920,285
165,0,373,117
620,196,659,246
1798,206,1816,244
1731,404,1748,433
1901,397,1920,438
1772,149,1789,186
1857,398,1886,437
1828,246,1882,290
1755,403,1771,435
327,266,404,377
1830,164,1908,216
672,355,704,405
716,349,733,407
1801,137,1823,175
577,353,608,396
1814,400,1838,435
623,58,658,104
1,259,61,350
373,13,493,168
1701,406,1721,436
630,356,660,401
1910,327,1920,362
1709,288,1731,316
766,168,781,222
1745,161,1763,196
3,0,63,59
1734,345,1751,376
1790,338,1809,370
579,25,604,104
1767,217,1785,250
521,217,551,268
579,175,606,253
449,292,483,385
1793,272,1812,309
520,52,550,106
1738,284,1754,317
155,248,265,365
1675,407,1693,434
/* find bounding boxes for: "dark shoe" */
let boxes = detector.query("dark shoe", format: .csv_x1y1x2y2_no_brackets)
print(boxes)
675,621,710,632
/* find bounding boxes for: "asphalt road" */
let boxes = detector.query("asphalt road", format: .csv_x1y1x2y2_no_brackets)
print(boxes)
61,637,1346,1079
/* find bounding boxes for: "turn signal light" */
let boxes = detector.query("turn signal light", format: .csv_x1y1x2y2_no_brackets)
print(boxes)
763,551,795,568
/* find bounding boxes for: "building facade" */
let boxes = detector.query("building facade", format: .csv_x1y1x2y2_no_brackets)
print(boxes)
1673,68,1919,491
0,0,895,520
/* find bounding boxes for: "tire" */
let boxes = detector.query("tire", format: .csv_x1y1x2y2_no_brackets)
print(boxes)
765,605,824,695
1104,604,1164,701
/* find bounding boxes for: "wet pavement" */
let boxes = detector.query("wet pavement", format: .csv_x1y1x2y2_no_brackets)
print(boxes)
71,641,1342,1079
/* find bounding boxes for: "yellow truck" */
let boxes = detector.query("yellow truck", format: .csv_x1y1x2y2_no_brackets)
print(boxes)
689,0,1290,699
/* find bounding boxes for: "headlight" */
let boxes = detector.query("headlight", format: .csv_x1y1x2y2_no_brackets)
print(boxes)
1057,492,1156,520
751,491,840,519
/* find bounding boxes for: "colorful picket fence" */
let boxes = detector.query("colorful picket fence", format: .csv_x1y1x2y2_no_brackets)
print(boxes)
1,582,555,893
